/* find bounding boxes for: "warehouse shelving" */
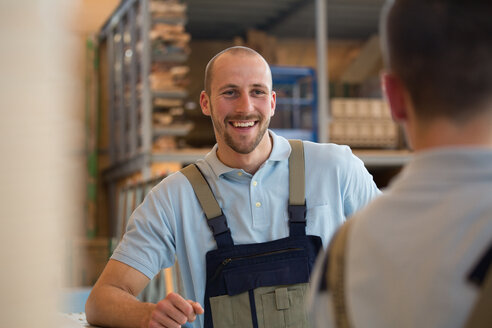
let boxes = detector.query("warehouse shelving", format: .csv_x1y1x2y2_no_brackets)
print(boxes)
99,0,194,182
353,149,411,167
98,5,214,305
98,0,206,254
98,0,195,299
270,65,318,141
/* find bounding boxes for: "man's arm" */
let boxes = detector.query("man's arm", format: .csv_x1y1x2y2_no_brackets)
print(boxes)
85,259,203,328
342,152,381,218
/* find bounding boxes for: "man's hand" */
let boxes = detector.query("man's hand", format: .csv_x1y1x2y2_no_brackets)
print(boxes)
148,292,204,328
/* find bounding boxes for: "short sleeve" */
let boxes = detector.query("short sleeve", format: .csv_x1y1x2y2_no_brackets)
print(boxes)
111,187,177,279
341,151,381,217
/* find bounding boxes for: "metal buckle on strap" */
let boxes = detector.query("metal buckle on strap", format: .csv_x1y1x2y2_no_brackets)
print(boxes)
207,214,230,236
288,204,307,223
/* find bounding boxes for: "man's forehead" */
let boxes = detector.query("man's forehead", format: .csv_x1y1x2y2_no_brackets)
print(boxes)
214,52,266,70
211,53,272,88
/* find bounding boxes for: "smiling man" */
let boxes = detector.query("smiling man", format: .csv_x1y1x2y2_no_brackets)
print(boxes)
86,46,380,328
200,48,275,172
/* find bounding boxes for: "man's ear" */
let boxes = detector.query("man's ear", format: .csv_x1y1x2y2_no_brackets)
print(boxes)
381,72,408,122
270,90,276,117
200,91,211,116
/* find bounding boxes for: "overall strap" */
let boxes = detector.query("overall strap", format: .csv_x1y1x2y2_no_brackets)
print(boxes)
325,219,355,328
288,139,307,236
180,164,233,248
464,241,492,328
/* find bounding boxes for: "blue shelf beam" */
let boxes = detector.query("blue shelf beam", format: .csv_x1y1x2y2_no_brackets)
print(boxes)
270,65,318,142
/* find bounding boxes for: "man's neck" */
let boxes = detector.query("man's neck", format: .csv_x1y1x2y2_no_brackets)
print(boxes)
411,113,492,151
216,133,273,175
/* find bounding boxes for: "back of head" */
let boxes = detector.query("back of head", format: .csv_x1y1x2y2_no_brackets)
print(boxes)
380,0,492,123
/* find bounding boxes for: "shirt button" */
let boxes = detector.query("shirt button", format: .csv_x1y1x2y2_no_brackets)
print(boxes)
237,172,243,176
252,181,258,186
255,202,261,208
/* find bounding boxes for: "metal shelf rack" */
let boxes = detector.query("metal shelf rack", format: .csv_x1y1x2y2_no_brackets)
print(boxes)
270,65,318,141
98,0,194,238
99,0,192,181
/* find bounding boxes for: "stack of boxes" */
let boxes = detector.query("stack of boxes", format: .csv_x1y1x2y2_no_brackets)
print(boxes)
330,98,399,148
149,0,192,152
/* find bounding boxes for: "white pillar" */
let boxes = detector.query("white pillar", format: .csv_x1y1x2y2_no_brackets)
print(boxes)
0,1,82,326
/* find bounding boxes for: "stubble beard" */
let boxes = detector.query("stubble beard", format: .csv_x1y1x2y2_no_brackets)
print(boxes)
224,116,270,154
210,106,270,154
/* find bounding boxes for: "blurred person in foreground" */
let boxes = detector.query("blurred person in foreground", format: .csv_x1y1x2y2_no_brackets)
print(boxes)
309,0,492,327
86,46,380,328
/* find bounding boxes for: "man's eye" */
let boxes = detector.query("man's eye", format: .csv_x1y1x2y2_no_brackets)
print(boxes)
222,90,236,96
253,89,266,95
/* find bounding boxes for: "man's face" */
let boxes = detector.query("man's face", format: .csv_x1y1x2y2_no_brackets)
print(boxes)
200,53,276,154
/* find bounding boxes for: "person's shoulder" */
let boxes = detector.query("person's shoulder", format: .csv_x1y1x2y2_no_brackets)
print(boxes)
158,169,188,185
151,167,195,197
349,190,395,226
303,141,361,167
303,140,353,158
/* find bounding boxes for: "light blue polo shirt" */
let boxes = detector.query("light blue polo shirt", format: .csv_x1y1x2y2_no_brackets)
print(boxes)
112,130,380,328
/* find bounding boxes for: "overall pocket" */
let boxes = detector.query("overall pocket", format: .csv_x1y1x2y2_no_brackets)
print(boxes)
209,292,253,328
255,283,310,328
209,283,311,328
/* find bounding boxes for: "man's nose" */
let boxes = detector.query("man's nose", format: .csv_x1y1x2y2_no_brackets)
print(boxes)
236,94,254,113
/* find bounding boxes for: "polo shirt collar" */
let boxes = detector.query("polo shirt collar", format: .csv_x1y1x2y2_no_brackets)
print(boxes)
204,130,292,178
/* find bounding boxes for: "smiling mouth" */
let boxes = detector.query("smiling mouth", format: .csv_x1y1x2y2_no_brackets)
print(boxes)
230,121,257,128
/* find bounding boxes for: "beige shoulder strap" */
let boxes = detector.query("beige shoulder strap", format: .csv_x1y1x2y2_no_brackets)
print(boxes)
326,219,355,328
288,139,305,205
181,140,305,219
181,140,304,218
464,260,492,328
180,164,222,219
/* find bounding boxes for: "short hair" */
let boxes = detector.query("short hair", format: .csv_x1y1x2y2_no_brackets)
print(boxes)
380,0,492,122
203,46,271,96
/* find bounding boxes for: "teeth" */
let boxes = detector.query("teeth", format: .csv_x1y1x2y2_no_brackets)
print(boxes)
232,121,255,127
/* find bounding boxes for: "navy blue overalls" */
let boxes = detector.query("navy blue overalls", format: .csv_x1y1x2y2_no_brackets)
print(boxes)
181,140,322,328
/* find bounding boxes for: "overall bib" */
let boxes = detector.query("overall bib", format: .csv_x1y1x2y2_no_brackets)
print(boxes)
181,140,322,328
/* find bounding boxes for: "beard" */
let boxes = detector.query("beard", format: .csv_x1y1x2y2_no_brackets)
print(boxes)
210,105,271,154
224,115,270,154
